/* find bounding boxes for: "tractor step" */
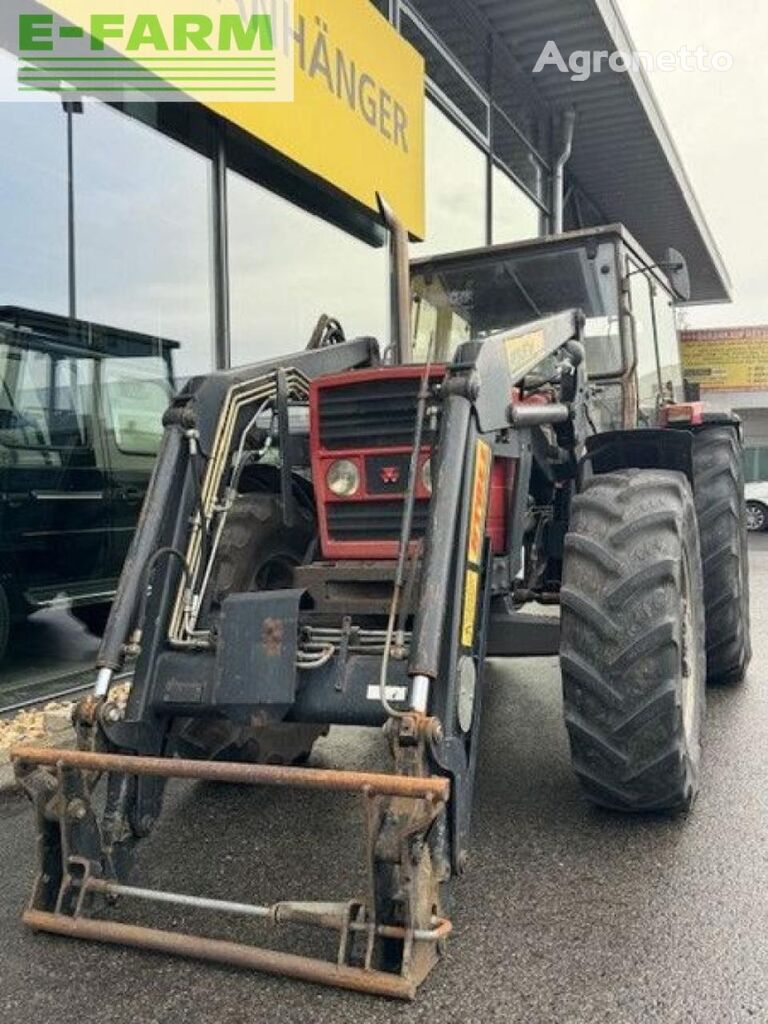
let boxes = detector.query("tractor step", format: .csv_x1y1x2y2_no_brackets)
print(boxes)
11,745,450,999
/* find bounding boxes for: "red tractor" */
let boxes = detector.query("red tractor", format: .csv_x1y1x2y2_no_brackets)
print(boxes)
13,218,750,999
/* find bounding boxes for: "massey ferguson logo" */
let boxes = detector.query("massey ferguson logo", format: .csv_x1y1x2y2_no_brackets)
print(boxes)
380,466,401,485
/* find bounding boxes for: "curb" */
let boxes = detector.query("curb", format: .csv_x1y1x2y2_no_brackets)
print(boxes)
1,683,131,796
0,723,78,795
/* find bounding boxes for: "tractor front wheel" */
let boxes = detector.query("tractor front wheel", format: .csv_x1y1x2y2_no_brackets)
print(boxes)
560,469,706,813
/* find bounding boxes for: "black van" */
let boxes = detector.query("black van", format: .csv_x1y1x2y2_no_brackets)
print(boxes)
0,307,177,664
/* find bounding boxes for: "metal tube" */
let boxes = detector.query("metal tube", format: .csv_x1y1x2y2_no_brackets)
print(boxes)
409,394,472,679
93,667,113,699
65,104,77,321
87,880,272,920
10,747,450,801
509,403,570,428
96,426,185,671
22,912,417,1001
410,675,431,714
378,194,412,365
212,131,231,371
85,881,452,943
551,108,576,234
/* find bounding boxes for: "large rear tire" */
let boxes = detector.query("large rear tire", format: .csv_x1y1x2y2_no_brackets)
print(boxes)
692,426,751,685
175,492,326,765
560,469,706,813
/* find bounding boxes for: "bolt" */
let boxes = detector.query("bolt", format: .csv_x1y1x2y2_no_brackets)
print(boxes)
103,703,123,724
428,719,444,744
67,799,88,823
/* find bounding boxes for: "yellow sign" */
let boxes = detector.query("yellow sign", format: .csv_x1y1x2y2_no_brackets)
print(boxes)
461,568,480,649
16,1,294,101
30,0,426,235
682,327,768,391
467,439,492,566
461,439,492,649
504,330,546,381
209,0,425,236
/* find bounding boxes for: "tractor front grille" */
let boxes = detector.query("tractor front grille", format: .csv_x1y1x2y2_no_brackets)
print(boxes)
326,500,431,542
318,376,439,450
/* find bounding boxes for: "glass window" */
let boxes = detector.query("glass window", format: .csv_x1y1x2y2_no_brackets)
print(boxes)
412,101,487,258
406,0,490,94
228,172,388,367
590,381,625,433
102,355,172,456
74,102,214,382
400,7,489,138
0,338,95,466
744,448,768,483
492,57,549,156
492,166,540,244
411,240,622,371
492,110,547,203
653,285,683,401
629,266,658,420
0,55,69,315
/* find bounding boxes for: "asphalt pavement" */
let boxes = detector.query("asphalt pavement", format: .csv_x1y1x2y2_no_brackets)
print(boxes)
0,608,100,697
1,540,767,1023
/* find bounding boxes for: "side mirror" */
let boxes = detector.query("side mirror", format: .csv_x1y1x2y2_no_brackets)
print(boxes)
663,247,691,302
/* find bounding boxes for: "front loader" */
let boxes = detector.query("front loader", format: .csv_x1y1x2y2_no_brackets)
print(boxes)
12,218,751,999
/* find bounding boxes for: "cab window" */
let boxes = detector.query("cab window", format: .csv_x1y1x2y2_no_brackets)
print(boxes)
628,264,658,421
410,241,622,374
0,341,94,466
652,284,683,401
102,355,171,457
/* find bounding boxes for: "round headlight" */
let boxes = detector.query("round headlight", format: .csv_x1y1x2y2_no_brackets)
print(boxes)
421,458,433,495
327,459,360,497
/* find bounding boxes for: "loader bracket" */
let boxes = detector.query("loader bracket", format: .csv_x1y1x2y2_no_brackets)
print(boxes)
215,589,303,708
12,745,451,1000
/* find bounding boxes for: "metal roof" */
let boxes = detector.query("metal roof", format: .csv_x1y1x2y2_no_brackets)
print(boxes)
469,0,731,303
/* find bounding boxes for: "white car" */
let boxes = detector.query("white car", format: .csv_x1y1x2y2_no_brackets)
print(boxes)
745,481,768,532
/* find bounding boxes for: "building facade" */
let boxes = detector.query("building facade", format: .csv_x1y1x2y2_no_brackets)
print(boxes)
1,0,730,382
682,326,768,481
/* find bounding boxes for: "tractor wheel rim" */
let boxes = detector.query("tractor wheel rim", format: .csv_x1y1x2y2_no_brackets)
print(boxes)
680,552,699,749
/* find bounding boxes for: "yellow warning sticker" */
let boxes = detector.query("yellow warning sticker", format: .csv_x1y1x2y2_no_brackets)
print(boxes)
504,329,546,381
461,568,480,649
467,439,492,567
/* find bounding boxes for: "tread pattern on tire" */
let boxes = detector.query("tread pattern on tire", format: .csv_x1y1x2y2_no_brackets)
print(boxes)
692,427,751,685
560,469,705,813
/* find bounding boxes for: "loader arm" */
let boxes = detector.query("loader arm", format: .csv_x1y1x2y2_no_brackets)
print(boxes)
12,309,588,999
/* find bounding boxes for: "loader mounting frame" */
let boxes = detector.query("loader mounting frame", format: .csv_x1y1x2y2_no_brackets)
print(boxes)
13,722,449,1001
12,309,589,999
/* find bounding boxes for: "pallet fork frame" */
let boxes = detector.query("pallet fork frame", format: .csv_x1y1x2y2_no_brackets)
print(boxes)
13,738,449,1001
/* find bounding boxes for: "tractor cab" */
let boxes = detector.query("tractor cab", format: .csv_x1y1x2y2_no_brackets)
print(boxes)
410,224,688,431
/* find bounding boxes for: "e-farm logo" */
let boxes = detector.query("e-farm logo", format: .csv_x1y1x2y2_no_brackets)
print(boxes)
8,1,294,102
